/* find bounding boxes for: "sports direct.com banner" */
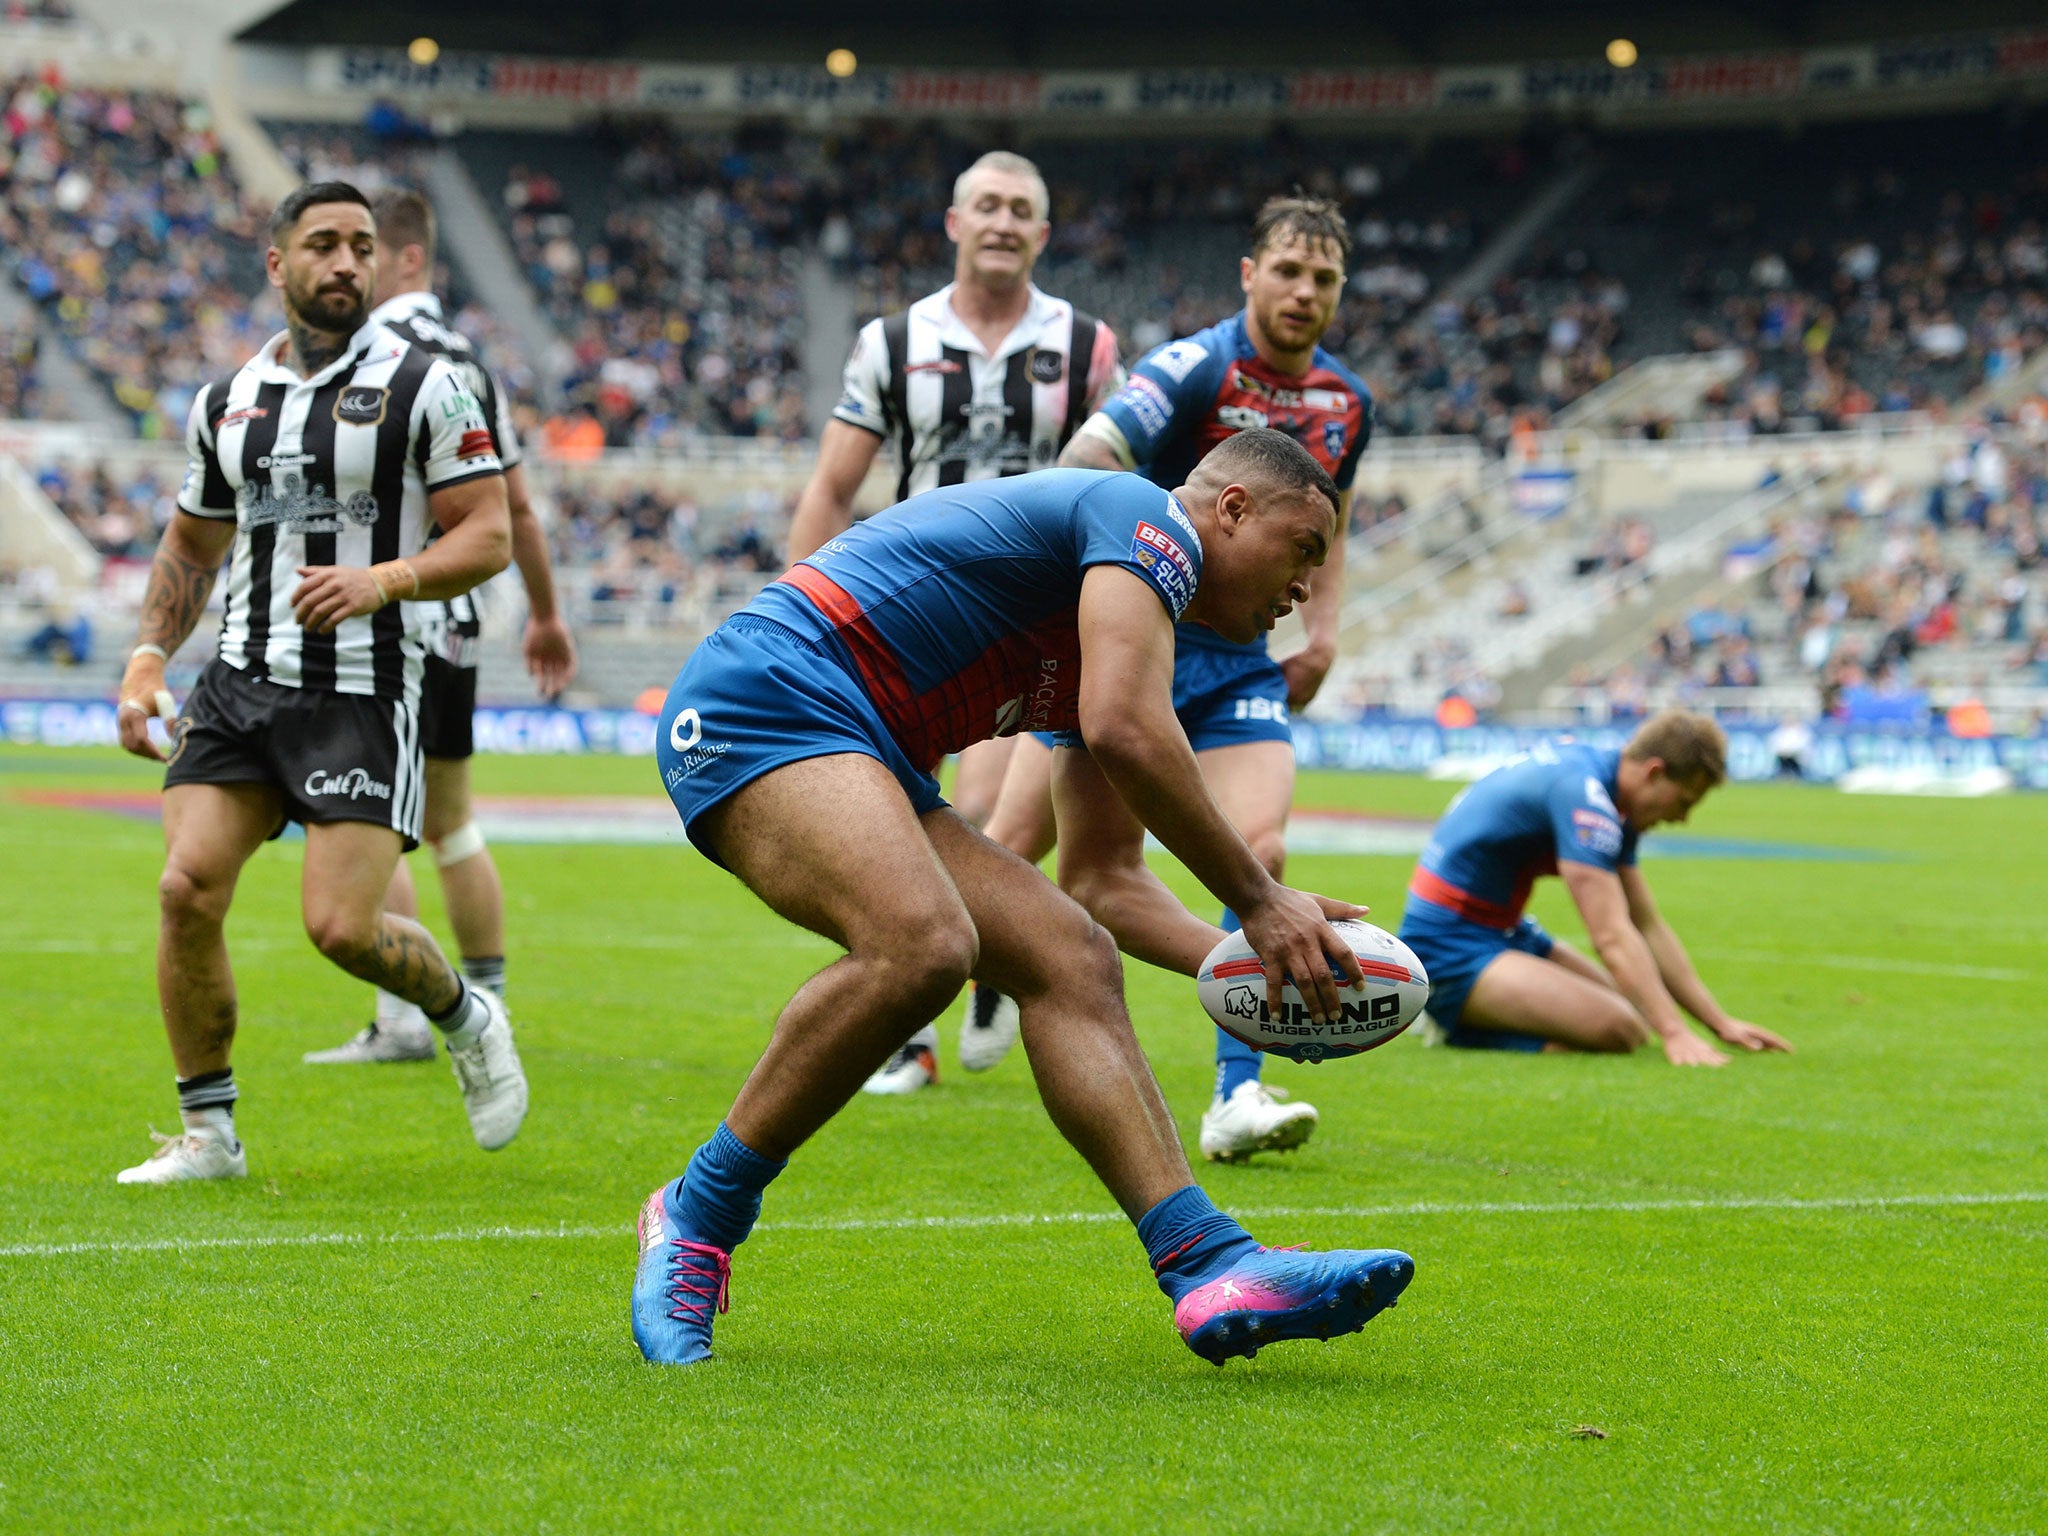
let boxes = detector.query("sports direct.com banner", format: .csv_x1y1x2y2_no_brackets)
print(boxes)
14,699,2048,789
304,28,2048,119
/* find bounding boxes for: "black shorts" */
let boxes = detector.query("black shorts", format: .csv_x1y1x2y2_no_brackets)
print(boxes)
163,660,424,846
420,654,477,761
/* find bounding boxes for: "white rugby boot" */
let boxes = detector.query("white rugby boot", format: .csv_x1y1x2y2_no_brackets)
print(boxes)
862,1028,938,1095
116,1127,248,1184
958,983,1021,1073
304,1005,435,1064
447,989,528,1150
1199,1081,1319,1164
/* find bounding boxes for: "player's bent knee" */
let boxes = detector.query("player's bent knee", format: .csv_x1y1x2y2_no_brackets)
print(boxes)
158,862,230,929
1247,827,1287,880
432,820,487,868
875,918,979,1009
303,908,379,969
1586,1002,1648,1053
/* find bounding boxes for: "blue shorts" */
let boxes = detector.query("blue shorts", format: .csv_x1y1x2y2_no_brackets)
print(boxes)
657,616,946,867
1045,642,1293,755
1172,641,1292,752
1397,897,1555,1051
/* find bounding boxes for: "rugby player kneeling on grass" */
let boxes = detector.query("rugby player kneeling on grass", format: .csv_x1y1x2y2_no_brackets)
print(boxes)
636,429,1412,1367
1398,711,1792,1065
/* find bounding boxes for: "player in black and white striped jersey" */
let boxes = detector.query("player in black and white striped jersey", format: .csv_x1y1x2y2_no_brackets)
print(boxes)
112,183,528,1183
305,187,577,1066
786,150,1124,1095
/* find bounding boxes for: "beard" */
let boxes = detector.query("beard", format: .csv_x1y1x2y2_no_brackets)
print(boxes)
285,270,366,336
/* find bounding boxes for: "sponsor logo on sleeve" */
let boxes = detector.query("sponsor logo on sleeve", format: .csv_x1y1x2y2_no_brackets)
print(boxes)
1132,519,1196,615
1572,808,1623,857
333,387,387,426
1584,776,1619,817
456,429,496,460
1148,339,1209,384
1029,347,1064,384
835,393,868,419
1119,374,1171,437
1161,494,1201,548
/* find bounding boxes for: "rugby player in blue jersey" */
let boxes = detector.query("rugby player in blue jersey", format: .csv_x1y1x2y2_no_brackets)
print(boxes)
1399,713,1791,1064
634,429,1414,1366
973,195,1369,1162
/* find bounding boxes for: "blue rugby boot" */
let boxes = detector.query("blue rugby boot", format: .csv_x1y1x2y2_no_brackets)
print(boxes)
1174,1244,1414,1365
631,1186,732,1365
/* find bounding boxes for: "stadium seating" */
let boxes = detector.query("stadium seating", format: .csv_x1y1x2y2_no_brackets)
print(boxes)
0,75,272,438
1553,428,2048,723
1550,115,2048,437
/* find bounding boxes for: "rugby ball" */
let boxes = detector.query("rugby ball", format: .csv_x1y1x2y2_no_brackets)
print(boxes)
1196,919,1429,1063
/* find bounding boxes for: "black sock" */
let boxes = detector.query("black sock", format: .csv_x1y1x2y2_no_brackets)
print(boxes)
176,1068,237,1117
427,980,472,1026
176,1068,238,1143
461,956,506,998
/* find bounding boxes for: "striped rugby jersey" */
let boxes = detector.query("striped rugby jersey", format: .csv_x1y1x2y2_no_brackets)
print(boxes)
368,290,524,670
832,282,1123,504
176,321,503,705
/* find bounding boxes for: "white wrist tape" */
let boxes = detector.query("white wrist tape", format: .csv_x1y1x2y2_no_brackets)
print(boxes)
434,820,488,868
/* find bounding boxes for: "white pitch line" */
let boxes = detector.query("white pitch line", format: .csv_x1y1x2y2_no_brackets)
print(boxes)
4,1190,2043,1262
1696,948,2031,982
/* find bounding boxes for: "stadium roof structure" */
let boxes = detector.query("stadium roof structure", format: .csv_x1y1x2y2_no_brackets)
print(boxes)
235,0,2048,70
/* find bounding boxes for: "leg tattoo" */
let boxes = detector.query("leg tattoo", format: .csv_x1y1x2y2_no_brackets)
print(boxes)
355,916,463,1014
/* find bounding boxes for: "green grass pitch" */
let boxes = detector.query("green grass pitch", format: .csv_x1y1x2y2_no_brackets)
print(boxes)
3,745,2045,1533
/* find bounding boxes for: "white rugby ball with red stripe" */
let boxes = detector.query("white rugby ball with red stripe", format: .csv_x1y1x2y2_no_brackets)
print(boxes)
1196,919,1429,1063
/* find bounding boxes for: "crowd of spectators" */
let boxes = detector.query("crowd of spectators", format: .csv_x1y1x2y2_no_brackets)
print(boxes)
0,316,43,416
504,123,809,449
34,457,173,558
0,1,75,24
1566,425,2048,721
0,74,270,438
1589,145,2048,439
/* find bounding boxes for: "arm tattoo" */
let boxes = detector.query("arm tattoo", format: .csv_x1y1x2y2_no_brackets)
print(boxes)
138,540,222,653
287,318,349,376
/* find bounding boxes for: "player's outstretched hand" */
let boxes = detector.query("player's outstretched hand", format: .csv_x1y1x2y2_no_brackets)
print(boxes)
115,654,177,763
524,613,578,700
1713,1017,1793,1053
1662,1030,1730,1068
1236,887,1370,1026
291,565,386,633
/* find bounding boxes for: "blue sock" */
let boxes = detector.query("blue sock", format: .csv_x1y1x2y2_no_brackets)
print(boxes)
665,1122,787,1253
1136,1184,1260,1303
1213,907,1264,1099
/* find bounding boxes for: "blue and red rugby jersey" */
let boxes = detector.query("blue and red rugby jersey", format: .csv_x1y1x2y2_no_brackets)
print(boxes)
1407,742,1640,930
1096,310,1371,657
750,468,1203,772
